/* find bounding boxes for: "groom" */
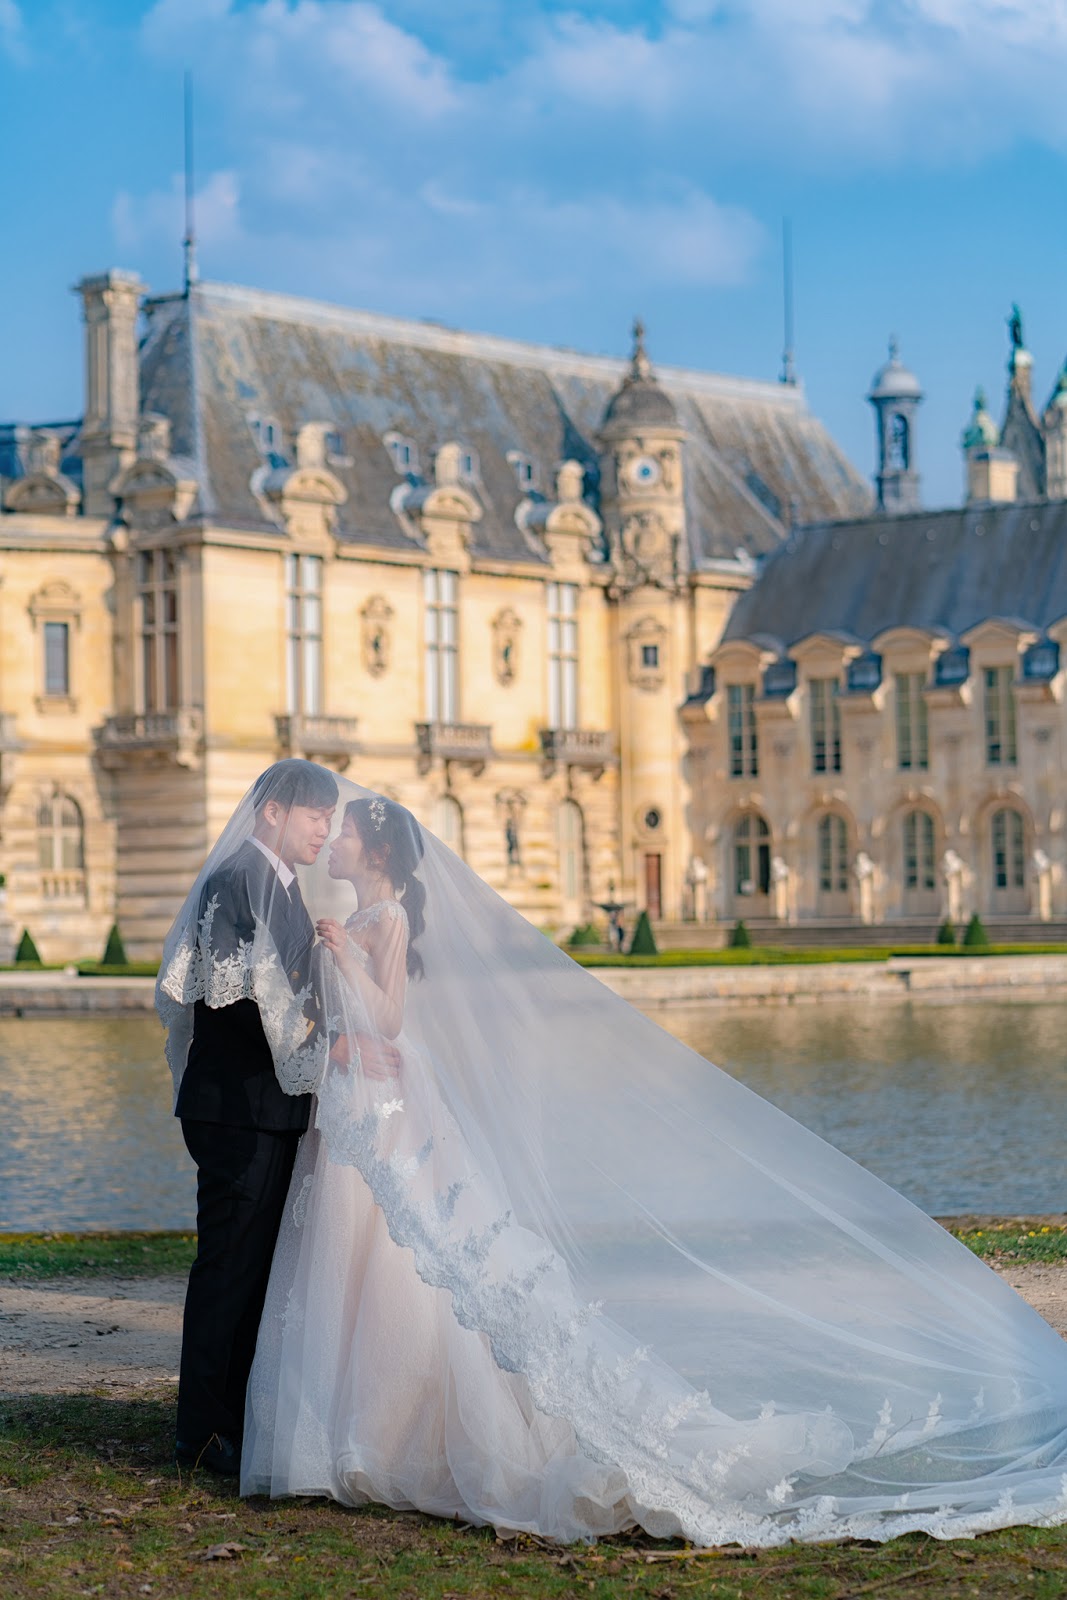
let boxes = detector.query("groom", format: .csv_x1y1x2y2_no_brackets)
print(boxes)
174,758,338,1475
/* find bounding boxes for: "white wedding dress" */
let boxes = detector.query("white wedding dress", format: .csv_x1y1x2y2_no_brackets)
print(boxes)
159,768,1067,1548
243,900,639,1536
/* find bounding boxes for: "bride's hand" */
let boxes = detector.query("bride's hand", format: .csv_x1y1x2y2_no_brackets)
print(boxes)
316,918,346,956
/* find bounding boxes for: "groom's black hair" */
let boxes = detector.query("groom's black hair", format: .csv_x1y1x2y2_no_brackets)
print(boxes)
251,759,338,815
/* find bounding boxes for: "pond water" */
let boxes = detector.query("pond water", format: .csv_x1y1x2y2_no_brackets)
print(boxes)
0,1001,1064,1230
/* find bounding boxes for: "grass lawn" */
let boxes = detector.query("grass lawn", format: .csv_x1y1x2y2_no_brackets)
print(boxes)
2,1232,1065,1595
1,1391,1066,1600
0,1224,1064,1282
572,945,1067,967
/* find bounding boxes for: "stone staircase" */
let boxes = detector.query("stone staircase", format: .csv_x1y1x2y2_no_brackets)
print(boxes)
652,918,1067,951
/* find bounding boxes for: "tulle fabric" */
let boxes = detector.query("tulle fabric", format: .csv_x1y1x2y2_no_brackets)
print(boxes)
158,766,1067,1547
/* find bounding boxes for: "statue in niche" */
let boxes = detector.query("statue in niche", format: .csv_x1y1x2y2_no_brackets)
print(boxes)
491,608,521,686
361,595,393,679
497,788,526,872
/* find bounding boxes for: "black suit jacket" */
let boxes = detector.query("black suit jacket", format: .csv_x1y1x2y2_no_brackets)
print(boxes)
176,840,316,1133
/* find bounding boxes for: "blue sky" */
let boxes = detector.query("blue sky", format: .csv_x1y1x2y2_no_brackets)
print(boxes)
4,1,1067,508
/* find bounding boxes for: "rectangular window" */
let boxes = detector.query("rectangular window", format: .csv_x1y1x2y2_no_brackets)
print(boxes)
727,683,759,778
984,665,1017,765
904,811,936,891
895,671,928,770
285,553,323,715
43,621,70,697
424,569,459,723
138,549,180,711
809,677,842,774
547,582,578,730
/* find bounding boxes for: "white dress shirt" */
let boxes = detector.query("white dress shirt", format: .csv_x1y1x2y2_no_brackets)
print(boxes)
250,834,296,893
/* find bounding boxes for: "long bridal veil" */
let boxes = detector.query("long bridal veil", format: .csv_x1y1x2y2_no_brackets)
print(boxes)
158,762,1067,1546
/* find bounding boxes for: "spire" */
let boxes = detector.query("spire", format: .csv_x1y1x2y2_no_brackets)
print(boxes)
867,336,922,514
779,217,797,385
182,70,198,292
961,385,998,450
600,319,679,435
630,316,651,381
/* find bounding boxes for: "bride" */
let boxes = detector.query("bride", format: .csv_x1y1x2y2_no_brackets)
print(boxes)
160,767,1067,1548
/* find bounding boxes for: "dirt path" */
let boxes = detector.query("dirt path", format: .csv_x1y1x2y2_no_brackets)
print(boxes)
0,1277,183,1397
0,1265,1064,1400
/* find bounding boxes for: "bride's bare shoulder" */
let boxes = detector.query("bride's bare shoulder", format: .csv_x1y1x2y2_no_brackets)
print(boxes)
347,899,408,932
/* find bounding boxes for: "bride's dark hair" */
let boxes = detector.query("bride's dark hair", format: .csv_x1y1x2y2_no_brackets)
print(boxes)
346,796,426,980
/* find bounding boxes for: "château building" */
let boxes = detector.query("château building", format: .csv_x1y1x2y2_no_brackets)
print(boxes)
690,319,1067,932
0,270,865,959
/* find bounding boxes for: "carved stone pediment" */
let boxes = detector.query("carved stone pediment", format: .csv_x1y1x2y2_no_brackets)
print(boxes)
5,472,80,516
29,579,82,626
111,458,198,525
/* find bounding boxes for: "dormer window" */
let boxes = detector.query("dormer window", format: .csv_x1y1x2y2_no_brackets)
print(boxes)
384,432,419,475
324,428,350,464
249,415,283,457
507,450,537,491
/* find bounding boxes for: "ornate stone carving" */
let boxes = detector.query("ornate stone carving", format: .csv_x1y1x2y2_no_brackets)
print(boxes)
361,595,393,678
625,615,668,691
491,607,521,685
5,431,80,516
612,511,678,592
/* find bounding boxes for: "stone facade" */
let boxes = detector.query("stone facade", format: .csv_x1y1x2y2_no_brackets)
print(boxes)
703,500,1067,930
0,273,866,960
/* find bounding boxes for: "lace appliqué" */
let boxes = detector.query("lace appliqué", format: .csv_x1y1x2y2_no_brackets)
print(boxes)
158,893,326,1099
292,1173,315,1227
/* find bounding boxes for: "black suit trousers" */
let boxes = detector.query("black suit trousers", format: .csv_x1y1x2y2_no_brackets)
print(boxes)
176,1119,301,1449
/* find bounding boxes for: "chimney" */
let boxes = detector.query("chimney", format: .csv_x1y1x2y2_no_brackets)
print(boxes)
75,270,146,516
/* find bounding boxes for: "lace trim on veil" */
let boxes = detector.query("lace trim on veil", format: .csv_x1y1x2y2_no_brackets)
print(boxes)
311,1078,1067,1546
157,893,325,1100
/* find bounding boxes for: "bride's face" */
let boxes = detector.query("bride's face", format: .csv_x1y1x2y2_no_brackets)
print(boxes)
327,812,365,880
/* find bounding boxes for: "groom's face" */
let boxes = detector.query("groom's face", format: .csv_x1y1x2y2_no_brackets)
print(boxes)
263,800,336,867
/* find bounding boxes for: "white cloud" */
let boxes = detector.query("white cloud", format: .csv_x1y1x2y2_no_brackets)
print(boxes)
142,0,457,118
521,2,1067,165
112,170,242,255
109,0,1067,332
0,0,28,64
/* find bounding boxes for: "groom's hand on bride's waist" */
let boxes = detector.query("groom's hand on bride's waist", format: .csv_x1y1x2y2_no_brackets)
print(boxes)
330,1033,401,1079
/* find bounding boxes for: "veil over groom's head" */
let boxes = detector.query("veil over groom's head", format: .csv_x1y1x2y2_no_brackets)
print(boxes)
251,758,339,816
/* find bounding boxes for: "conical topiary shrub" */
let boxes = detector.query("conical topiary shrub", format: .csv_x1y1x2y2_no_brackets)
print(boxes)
729,919,751,949
936,918,957,946
14,928,41,966
962,912,990,949
101,923,128,966
628,909,658,957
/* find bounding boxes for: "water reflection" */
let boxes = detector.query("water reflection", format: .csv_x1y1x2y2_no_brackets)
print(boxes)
656,998,1067,1215
0,1002,1064,1230
0,1017,191,1231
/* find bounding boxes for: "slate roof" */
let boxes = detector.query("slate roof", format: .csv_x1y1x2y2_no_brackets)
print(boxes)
722,499,1067,648
135,282,870,566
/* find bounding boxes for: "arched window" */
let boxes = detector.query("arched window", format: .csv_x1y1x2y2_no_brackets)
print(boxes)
889,412,909,471
992,808,1025,890
558,799,584,904
734,812,771,897
433,794,465,859
903,810,936,891
817,813,849,896
37,794,85,902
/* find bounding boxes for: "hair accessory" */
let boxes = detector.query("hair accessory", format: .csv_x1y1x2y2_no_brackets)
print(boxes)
369,798,387,831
